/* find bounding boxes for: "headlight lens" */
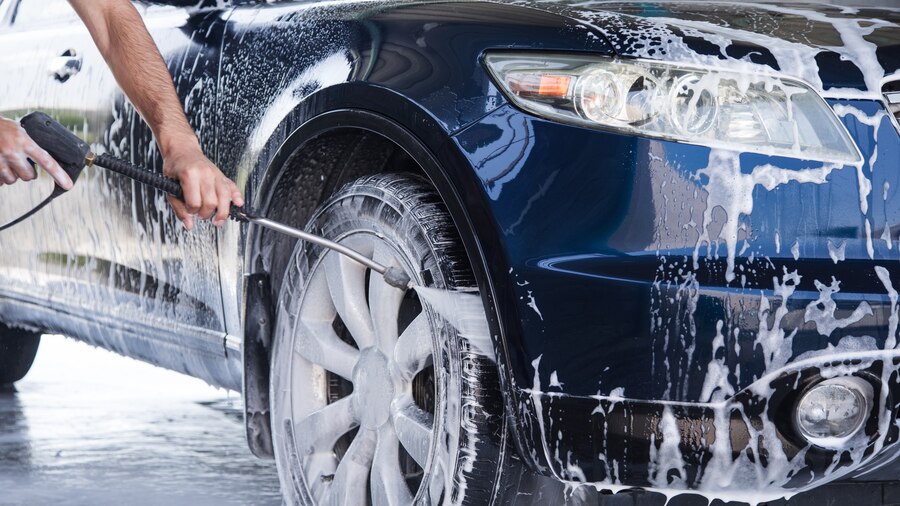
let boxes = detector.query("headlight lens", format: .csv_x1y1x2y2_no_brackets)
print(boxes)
484,53,861,164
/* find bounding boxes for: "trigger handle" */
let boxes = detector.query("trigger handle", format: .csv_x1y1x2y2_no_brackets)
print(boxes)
20,111,90,191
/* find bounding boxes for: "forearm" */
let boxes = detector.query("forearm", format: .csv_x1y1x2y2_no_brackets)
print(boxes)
69,0,197,157
68,0,242,229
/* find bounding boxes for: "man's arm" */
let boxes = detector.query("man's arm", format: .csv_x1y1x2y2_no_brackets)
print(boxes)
68,0,243,229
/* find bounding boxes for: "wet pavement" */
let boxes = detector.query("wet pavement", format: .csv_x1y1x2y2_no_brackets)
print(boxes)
2,335,899,506
0,335,282,506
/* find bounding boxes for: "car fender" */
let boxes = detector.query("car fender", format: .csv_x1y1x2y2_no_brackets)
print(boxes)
234,83,536,462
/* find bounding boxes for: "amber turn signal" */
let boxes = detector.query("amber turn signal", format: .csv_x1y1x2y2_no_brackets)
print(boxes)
506,73,572,98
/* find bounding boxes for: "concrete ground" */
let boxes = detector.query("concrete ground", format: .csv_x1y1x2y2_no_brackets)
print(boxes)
0,335,281,506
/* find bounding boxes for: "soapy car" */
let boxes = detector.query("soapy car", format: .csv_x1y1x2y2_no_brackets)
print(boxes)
0,0,899,504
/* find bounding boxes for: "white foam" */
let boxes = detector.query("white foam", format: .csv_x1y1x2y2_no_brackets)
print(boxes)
827,240,846,264
755,268,801,370
526,291,544,321
699,320,735,403
694,151,839,283
648,406,687,488
803,278,873,337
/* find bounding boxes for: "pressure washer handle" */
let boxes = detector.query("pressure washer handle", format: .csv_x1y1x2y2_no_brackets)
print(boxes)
92,154,256,223
20,112,90,192
94,153,182,198
22,112,254,223
18,111,410,288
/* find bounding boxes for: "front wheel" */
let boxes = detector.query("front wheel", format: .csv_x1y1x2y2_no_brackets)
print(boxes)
0,323,41,385
271,173,508,505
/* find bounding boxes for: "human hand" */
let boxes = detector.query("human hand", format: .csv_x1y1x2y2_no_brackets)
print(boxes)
162,147,244,230
0,116,74,189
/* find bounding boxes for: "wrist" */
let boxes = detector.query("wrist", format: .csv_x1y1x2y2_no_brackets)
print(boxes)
159,140,202,160
157,126,202,160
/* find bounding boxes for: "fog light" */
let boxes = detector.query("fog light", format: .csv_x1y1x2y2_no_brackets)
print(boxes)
795,376,873,447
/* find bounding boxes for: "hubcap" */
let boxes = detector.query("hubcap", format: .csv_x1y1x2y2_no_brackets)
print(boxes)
353,349,395,430
289,234,441,505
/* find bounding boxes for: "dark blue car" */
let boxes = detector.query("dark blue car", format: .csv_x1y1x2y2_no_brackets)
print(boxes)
0,0,899,504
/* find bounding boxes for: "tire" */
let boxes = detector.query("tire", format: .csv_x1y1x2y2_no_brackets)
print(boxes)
271,173,507,505
0,323,41,385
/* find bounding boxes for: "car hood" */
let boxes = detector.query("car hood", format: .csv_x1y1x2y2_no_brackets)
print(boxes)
507,1,900,98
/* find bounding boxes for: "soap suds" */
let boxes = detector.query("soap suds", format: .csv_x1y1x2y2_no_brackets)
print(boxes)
804,278,873,337
694,150,839,283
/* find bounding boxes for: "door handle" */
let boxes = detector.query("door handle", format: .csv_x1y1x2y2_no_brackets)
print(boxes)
48,49,82,82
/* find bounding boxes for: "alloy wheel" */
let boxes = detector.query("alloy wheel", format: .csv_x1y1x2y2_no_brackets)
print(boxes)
288,233,442,505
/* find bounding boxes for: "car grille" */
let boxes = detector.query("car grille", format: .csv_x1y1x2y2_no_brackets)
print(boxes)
885,81,900,132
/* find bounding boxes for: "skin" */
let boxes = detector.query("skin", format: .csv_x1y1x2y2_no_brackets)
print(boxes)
0,0,243,229
0,117,71,190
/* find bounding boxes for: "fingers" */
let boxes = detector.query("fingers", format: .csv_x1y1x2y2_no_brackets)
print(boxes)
165,150,243,229
0,118,71,189
0,157,15,185
168,195,194,231
6,152,36,182
24,142,71,190
214,178,234,226
198,176,218,220
181,170,202,215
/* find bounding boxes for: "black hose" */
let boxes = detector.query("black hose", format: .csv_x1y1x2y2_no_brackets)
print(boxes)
0,189,61,233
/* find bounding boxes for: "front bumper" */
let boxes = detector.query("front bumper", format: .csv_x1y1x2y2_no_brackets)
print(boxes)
452,98,900,492
519,352,900,494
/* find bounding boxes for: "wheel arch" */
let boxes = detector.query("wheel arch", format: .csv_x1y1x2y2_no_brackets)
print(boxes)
238,85,527,463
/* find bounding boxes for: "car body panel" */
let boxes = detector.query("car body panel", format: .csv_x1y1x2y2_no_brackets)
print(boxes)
455,97,900,400
447,1,900,490
453,96,900,486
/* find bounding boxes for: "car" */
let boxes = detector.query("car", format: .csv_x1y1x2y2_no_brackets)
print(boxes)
1,0,899,504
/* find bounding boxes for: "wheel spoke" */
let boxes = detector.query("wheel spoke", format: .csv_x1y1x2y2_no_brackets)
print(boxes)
393,313,432,379
325,251,375,349
369,242,405,352
294,396,359,458
371,425,414,506
392,395,434,468
295,319,359,380
322,428,377,506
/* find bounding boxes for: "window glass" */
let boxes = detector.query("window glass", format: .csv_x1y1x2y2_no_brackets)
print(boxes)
12,0,79,27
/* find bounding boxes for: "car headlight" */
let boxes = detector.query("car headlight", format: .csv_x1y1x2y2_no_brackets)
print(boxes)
484,52,861,164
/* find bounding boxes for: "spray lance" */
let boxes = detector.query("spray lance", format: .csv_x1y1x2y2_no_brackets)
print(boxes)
0,112,413,290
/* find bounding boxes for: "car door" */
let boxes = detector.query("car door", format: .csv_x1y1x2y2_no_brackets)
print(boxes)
0,0,237,388
0,0,102,300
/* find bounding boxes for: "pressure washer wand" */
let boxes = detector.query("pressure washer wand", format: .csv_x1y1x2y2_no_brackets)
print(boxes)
20,112,413,290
